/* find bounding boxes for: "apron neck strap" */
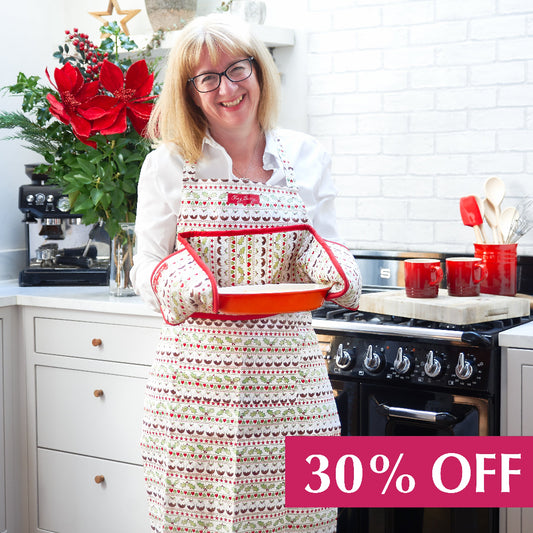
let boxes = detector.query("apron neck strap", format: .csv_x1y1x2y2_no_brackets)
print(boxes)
273,130,296,187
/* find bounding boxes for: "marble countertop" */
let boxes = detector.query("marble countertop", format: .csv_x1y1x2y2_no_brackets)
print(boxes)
0,281,159,317
499,320,533,350
2,281,532,349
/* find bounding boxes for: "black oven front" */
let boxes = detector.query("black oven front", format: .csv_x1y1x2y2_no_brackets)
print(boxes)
359,382,496,533
316,324,502,533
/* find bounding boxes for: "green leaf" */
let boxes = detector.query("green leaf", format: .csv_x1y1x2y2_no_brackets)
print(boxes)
111,188,125,206
77,157,96,175
91,188,105,205
116,152,127,174
101,192,112,209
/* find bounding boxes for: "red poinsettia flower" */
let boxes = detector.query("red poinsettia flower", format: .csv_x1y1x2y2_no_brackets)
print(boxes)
90,59,155,136
46,62,102,147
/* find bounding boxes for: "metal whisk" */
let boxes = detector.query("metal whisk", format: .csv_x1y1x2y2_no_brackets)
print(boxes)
506,198,533,244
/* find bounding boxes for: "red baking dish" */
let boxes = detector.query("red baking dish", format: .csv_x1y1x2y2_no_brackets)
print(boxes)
217,283,331,315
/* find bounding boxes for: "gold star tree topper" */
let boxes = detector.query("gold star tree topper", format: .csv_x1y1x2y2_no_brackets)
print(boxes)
89,0,141,36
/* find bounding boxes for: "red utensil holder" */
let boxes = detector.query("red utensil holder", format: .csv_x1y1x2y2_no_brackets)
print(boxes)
474,243,518,296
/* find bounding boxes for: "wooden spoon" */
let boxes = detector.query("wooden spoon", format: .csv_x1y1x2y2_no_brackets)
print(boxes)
474,196,487,243
484,177,505,243
500,206,518,244
483,198,504,243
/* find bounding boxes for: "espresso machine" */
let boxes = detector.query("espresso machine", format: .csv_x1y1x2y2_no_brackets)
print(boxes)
18,165,110,286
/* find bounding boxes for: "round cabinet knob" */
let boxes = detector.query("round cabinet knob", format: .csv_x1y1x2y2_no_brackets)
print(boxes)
93,389,104,398
363,344,384,374
335,343,354,370
393,347,411,375
424,350,443,378
455,352,474,381
91,338,102,347
94,475,105,484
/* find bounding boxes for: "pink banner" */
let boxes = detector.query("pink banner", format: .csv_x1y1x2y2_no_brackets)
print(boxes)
285,436,533,508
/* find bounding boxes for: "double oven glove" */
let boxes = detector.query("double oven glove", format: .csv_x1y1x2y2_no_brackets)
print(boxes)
150,241,216,326
296,231,362,310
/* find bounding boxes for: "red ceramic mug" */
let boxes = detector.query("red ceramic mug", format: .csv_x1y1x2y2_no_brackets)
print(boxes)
446,257,488,297
404,259,444,298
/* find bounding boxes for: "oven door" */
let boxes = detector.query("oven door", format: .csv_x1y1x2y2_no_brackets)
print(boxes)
358,383,497,533
361,383,491,437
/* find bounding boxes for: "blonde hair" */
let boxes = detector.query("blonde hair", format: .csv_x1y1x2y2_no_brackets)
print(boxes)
147,14,281,161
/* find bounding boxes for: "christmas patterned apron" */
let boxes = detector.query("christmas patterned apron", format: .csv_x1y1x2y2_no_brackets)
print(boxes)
142,135,361,533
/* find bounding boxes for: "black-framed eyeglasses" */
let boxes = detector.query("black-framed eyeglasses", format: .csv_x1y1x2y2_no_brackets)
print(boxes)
188,57,254,93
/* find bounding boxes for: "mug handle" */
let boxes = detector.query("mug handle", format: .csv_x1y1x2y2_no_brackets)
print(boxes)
473,262,488,284
430,265,444,286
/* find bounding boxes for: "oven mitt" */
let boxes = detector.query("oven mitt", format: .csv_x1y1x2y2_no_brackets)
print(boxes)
150,238,216,326
295,230,361,310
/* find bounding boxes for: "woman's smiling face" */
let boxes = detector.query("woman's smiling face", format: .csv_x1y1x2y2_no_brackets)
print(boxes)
190,47,261,138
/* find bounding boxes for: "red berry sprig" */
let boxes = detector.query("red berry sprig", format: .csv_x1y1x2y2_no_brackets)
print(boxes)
60,28,108,81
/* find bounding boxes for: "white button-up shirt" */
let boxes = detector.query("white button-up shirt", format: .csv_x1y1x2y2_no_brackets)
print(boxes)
130,128,341,310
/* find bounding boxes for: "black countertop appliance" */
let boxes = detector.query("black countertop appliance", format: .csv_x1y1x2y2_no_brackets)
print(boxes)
18,165,110,286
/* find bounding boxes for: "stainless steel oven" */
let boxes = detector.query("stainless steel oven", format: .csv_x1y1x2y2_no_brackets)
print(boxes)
312,250,533,533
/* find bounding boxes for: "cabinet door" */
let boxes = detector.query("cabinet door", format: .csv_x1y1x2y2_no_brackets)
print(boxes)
521,364,533,435
0,319,5,533
37,448,149,533
503,347,533,533
36,365,146,465
504,348,533,436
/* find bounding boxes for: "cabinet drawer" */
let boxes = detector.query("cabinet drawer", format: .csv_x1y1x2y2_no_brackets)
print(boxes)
34,316,160,365
36,365,145,464
38,448,149,533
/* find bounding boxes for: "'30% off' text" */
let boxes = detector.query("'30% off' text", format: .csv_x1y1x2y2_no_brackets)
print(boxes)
285,436,533,508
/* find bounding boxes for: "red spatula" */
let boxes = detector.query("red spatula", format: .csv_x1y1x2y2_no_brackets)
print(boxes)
460,195,486,243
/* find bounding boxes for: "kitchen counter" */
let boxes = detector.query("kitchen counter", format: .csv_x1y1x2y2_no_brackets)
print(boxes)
0,281,160,318
499,320,533,350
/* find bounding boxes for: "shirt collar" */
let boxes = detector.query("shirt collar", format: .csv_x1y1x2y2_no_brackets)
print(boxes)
202,129,281,169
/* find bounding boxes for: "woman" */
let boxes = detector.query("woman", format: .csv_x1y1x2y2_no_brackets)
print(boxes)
131,14,361,533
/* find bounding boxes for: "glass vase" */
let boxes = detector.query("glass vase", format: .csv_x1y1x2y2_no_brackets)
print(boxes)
109,222,136,297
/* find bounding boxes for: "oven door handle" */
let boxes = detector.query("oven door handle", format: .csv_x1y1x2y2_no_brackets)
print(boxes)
378,404,458,425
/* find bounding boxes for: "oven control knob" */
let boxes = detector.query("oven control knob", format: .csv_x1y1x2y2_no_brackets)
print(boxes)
363,344,383,374
335,343,354,370
424,350,443,378
393,347,411,375
455,352,474,381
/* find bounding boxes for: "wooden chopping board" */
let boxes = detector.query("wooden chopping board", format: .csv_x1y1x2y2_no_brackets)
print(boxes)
358,289,530,325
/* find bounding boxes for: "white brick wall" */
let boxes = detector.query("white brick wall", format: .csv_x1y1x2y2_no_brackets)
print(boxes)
304,0,533,255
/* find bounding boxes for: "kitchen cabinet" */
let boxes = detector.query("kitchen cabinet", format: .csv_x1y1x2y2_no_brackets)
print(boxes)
499,321,533,533
0,305,28,533
21,303,162,533
0,312,6,533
